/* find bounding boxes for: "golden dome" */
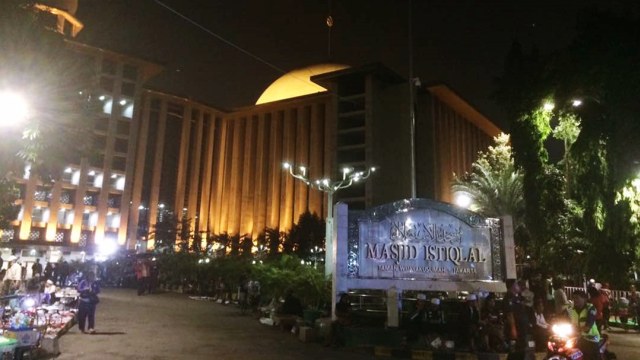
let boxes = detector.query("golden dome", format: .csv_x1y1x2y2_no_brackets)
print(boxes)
256,63,350,105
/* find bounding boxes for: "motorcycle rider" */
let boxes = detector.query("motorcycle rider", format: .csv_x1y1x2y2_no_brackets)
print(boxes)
568,290,600,360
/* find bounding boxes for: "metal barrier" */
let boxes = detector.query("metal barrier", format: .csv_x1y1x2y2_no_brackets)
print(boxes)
565,286,631,300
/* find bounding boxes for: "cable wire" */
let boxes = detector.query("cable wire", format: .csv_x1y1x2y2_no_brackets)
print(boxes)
154,0,287,75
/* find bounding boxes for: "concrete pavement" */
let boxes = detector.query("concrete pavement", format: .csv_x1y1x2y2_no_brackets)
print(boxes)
55,289,640,359
56,288,372,360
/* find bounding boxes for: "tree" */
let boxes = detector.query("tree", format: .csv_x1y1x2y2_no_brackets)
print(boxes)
452,133,524,221
494,10,640,284
0,1,96,225
285,212,325,258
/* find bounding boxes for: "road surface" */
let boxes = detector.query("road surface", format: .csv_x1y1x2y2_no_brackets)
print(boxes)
56,289,640,359
57,288,371,360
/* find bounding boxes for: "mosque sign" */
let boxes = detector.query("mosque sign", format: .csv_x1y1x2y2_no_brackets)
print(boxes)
338,199,508,291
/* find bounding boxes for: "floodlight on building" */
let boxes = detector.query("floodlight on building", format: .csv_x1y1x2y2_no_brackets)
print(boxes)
454,192,473,209
572,99,582,107
119,99,127,106
88,170,95,176
138,205,145,210
159,203,165,209
0,91,29,126
543,102,555,112
111,174,118,179
98,238,118,257
283,162,291,169
98,95,106,101
64,167,72,173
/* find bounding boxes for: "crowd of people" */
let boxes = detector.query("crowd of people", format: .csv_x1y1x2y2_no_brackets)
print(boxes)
396,277,621,358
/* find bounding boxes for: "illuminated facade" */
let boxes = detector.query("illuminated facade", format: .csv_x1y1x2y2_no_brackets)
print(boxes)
130,64,501,250
3,2,501,254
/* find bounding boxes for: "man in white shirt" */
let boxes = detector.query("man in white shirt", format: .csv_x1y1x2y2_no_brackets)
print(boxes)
5,256,23,281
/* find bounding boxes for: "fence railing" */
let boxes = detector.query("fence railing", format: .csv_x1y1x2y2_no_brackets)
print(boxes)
565,286,630,300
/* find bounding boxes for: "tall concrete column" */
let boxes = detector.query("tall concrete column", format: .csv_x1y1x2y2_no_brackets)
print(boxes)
251,114,270,238
239,116,257,237
45,182,63,241
279,109,296,230
198,114,216,240
225,118,245,235
211,118,228,234
266,112,283,230
308,103,325,217
147,101,168,249
294,106,310,220
187,109,204,244
174,104,192,221
128,95,151,247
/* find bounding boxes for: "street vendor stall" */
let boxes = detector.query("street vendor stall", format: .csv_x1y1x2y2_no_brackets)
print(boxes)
0,291,77,358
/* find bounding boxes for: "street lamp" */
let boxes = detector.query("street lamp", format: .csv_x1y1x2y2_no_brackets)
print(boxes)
453,192,473,209
283,162,376,276
0,91,29,126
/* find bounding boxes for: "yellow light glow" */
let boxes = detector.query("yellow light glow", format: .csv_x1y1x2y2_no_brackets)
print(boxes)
0,91,29,126
256,64,349,105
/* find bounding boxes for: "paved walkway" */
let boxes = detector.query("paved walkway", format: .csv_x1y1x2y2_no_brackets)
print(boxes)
55,289,640,359
57,288,373,360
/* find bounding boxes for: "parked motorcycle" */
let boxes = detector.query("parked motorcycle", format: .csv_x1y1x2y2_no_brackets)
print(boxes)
546,322,614,360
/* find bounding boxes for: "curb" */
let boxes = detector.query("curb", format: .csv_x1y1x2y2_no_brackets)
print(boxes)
372,347,547,359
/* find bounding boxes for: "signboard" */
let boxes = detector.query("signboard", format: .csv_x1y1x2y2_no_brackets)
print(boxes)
343,199,505,285
357,209,493,281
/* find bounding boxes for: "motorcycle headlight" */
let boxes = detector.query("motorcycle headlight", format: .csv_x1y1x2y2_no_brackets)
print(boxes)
552,323,574,338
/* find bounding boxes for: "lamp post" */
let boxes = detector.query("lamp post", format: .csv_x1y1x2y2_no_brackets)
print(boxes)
283,162,376,276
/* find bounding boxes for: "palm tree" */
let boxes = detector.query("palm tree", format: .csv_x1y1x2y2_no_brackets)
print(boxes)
452,133,524,224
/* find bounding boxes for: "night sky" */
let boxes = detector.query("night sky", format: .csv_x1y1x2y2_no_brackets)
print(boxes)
75,0,636,128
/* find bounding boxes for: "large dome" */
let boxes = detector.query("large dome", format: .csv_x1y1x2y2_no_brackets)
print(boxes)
41,0,78,15
256,63,349,105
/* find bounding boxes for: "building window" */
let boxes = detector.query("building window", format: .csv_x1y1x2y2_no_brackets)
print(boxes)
119,99,134,119
1,228,15,242
28,229,42,241
99,77,115,92
95,135,107,150
121,82,136,97
114,138,128,154
60,190,74,204
116,120,130,136
94,118,109,132
90,153,105,168
83,192,98,206
108,194,122,208
57,209,73,226
112,156,126,172
123,64,138,80
34,187,50,202
99,95,113,115
31,207,45,222
54,231,65,243
102,59,116,75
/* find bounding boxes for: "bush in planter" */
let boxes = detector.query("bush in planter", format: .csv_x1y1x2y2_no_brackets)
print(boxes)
252,255,330,310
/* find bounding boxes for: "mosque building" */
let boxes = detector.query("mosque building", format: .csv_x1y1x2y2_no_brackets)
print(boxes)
3,1,501,259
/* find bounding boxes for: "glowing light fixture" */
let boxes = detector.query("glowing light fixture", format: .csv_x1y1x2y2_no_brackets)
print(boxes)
454,192,473,209
572,99,582,107
0,91,29,126
543,102,555,111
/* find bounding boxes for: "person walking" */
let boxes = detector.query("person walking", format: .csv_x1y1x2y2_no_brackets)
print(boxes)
553,279,570,316
134,259,149,296
77,271,100,334
58,261,70,286
31,259,43,278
